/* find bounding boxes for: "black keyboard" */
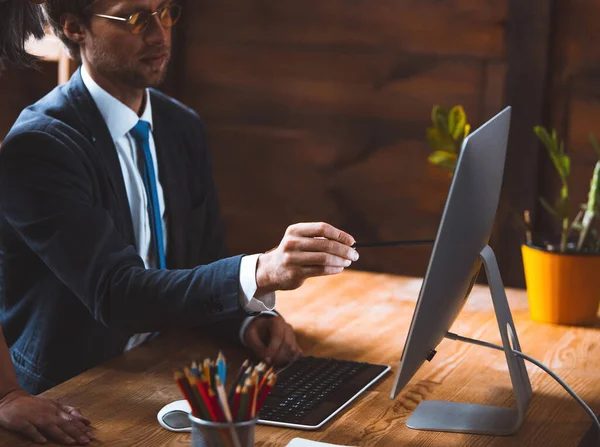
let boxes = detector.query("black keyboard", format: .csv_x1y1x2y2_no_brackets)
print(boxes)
258,356,390,429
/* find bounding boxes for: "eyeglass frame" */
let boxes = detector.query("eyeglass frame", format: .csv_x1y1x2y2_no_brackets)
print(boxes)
93,4,182,35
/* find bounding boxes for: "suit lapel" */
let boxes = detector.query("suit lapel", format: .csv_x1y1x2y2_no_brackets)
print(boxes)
65,69,136,245
151,95,187,268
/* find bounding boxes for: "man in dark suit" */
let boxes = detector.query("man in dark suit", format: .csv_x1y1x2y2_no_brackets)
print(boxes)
0,0,359,427
0,1,96,444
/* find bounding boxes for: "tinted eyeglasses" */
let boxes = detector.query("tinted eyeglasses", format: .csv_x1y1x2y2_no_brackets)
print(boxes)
94,4,182,35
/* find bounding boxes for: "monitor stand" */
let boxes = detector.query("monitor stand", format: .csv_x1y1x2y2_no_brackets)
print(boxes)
406,245,533,436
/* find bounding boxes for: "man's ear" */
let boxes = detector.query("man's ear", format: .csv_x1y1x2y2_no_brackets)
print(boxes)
61,12,86,45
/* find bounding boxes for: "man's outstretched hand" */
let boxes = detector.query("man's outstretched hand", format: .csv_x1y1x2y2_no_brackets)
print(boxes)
255,222,358,294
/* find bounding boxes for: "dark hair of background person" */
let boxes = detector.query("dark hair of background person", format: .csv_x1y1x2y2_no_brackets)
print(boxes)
0,0,46,73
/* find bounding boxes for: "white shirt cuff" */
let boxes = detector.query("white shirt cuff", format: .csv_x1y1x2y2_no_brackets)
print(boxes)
239,311,279,347
239,254,276,312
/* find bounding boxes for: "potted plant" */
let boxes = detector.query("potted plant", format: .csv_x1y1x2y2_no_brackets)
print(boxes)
520,128,600,325
425,105,600,326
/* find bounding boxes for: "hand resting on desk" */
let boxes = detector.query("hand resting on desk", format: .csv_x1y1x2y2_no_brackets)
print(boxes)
0,389,94,445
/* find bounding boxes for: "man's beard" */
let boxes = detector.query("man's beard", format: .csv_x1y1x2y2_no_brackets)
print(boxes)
0,0,46,73
90,42,170,90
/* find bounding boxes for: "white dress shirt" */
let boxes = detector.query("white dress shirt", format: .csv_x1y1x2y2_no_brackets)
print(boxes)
80,66,275,351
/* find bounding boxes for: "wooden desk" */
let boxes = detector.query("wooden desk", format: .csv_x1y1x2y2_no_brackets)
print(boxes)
0,270,598,446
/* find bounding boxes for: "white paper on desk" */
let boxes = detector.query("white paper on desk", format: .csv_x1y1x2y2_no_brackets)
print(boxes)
286,438,357,447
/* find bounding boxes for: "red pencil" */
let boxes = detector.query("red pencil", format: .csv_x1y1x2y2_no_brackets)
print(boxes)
208,387,226,422
231,385,241,418
173,369,200,417
256,374,277,411
194,377,217,421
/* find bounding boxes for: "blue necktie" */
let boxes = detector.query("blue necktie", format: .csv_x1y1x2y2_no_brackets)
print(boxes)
130,121,166,269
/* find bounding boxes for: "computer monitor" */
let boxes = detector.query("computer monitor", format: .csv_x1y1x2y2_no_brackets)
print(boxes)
391,106,532,435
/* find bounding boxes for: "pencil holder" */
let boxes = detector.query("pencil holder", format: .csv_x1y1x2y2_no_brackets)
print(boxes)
189,414,258,447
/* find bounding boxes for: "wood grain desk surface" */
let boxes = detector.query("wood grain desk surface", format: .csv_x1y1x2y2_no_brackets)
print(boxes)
0,270,598,446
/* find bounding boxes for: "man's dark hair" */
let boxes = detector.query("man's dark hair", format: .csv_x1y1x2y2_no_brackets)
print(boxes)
43,0,96,61
0,0,46,74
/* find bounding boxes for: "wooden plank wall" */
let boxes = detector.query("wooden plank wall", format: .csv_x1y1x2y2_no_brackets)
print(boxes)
538,0,600,244
181,0,510,280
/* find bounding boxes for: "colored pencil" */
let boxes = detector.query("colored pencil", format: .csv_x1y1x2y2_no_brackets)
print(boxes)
237,385,249,422
215,377,242,447
187,374,211,421
194,377,217,422
208,387,226,422
231,385,241,419
228,359,248,402
258,366,273,391
249,371,259,419
173,369,200,417
191,360,200,377
256,374,277,411
203,359,211,389
210,363,218,393
217,351,227,385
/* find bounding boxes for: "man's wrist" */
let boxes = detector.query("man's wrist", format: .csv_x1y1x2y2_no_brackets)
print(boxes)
0,386,23,402
256,253,276,295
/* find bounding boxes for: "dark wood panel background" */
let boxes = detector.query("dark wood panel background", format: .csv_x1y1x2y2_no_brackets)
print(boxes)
538,0,600,249
0,0,593,288
181,0,509,280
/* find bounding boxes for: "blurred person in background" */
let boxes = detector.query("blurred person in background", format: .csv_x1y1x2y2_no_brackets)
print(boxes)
0,0,94,444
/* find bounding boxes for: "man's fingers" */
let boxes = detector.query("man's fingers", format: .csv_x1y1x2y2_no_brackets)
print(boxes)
271,326,299,366
56,416,90,445
301,266,345,278
18,422,47,444
244,325,268,358
59,406,91,426
264,319,287,361
286,223,355,246
38,423,77,445
285,251,353,267
58,412,93,442
287,237,359,261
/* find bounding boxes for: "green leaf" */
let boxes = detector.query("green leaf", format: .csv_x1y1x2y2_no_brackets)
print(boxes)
428,150,457,171
548,151,569,180
448,106,467,140
426,127,456,152
431,105,449,132
536,126,569,180
561,154,571,178
534,126,555,152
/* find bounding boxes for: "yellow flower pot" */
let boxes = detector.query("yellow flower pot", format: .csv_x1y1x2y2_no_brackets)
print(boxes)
522,244,600,325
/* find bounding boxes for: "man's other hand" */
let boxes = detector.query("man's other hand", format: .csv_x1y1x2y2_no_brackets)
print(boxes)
244,315,303,367
0,389,94,445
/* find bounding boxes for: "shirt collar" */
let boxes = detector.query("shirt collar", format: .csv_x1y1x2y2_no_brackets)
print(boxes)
81,65,153,141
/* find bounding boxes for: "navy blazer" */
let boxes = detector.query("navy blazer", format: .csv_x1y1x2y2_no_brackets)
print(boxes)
0,69,248,394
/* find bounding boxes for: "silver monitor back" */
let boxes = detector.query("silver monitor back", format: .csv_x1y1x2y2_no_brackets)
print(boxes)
391,106,511,399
